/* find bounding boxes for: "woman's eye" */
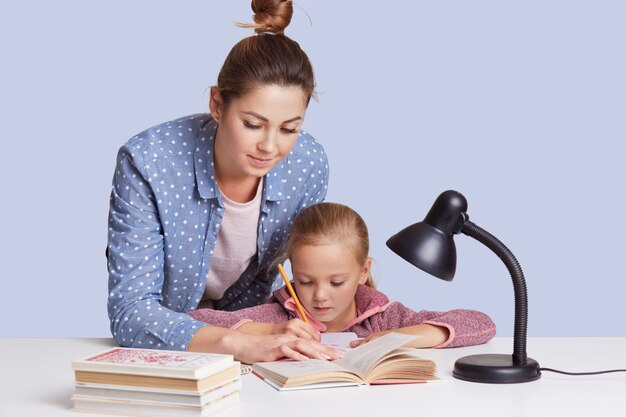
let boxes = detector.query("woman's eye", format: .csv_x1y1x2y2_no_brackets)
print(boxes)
243,121,261,129
281,127,298,134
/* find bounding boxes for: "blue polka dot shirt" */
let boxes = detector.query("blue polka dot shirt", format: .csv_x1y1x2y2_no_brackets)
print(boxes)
107,114,329,350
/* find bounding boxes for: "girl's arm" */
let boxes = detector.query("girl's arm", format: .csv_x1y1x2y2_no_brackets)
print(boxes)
188,304,321,341
355,304,496,348
350,323,449,348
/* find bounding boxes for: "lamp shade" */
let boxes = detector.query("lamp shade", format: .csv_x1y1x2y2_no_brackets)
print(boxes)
386,190,468,281
386,222,457,281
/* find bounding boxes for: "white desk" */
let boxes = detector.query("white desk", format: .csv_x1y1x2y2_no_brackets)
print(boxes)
1,337,624,417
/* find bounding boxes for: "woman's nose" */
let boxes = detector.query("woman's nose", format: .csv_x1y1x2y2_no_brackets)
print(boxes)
257,131,277,153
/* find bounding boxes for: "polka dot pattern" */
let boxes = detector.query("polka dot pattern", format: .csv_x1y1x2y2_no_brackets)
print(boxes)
107,114,329,350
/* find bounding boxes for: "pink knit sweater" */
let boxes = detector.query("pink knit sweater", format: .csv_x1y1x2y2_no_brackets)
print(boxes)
188,284,496,348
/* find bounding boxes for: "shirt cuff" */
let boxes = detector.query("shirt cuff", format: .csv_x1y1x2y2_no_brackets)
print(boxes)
166,318,209,351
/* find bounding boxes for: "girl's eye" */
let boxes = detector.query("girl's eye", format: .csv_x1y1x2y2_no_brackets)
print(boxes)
331,282,346,287
281,127,298,134
243,121,261,129
297,281,312,286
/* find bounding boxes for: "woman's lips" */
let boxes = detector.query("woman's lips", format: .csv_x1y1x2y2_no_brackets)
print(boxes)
248,155,273,168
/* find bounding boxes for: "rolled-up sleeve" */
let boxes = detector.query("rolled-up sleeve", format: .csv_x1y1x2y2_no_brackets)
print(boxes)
107,147,206,350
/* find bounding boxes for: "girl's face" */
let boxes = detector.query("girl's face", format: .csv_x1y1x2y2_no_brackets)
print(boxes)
291,242,371,332
210,84,307,183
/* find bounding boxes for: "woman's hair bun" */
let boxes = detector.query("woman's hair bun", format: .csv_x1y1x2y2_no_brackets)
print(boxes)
239,0,293,35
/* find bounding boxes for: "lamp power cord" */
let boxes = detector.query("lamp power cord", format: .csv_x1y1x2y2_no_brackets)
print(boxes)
539,367,626,376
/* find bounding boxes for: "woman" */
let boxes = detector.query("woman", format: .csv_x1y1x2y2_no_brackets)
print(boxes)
107,0,340,364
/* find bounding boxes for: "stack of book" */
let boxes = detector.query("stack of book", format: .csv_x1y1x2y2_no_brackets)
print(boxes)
71,347,241,417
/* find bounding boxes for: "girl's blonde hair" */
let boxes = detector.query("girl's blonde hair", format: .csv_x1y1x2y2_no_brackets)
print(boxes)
284,202,376,288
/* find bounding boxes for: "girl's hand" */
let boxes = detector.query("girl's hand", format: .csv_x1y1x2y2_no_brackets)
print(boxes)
237,319,320,341
272,319,321,342
349,331,389,348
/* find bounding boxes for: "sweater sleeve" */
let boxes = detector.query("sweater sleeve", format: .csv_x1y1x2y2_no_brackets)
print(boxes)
375,303,496,348
188,303,290,329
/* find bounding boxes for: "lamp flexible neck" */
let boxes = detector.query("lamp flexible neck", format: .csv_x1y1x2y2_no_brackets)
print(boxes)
461,220,528,365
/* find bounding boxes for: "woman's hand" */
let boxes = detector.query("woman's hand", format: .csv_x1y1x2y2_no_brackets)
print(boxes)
187,326,340,364
236,333,339,364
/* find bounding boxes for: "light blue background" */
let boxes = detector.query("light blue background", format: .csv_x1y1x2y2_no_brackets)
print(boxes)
1,1,624,338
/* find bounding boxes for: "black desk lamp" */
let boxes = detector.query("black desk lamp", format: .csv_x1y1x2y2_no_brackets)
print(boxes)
386,190,541,383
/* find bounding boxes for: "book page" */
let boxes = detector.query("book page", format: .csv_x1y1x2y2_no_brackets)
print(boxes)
334,333,420,378
254,359,348,378
321,332,359,352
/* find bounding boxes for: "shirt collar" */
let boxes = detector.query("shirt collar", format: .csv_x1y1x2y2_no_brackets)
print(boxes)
263,159,288,201
194,117,219,200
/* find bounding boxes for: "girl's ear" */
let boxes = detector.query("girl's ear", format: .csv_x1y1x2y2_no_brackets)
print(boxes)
358,258,372,285
209,87,223,123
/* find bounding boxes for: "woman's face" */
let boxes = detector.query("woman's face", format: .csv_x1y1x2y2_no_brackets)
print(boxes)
291,242,370,332
211,84,307,182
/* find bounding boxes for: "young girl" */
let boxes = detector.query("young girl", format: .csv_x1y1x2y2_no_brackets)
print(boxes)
189,203,496,350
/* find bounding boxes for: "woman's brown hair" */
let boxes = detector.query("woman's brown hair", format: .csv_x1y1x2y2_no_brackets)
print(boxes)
216,0,315,107
285,203,376,288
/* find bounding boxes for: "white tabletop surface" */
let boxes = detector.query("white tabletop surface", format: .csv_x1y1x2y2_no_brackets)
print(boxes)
1,337,625,417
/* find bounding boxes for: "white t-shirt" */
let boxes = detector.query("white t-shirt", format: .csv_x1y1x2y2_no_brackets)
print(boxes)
203,179,263,303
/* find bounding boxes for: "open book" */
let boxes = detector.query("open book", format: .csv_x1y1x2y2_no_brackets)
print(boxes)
252,333,437,390
320,332,359,352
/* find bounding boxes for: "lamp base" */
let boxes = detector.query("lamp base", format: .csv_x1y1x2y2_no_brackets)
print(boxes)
453,354,540,383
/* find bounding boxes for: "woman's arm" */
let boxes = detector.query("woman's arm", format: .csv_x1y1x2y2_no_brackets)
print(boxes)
107,147,204,350
187,326,339,363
